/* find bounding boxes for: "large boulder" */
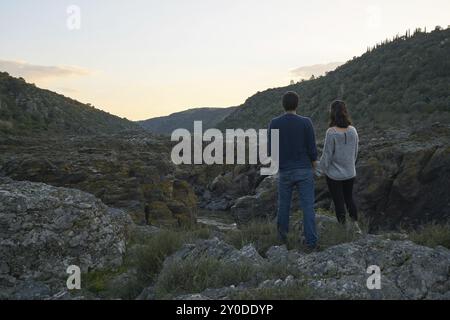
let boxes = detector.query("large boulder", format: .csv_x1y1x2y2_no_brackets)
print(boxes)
163,237,264,268
292,235,450,299
0,178,131,299
353,125,450,229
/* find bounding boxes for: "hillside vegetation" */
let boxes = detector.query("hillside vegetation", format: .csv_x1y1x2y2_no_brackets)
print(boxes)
0,72,139,135
138,107,237,135
218,27,450,133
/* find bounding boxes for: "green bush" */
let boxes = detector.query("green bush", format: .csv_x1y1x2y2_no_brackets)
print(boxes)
409,223,450,249
224,219,279,255
131,230,189,282
154,256,255,299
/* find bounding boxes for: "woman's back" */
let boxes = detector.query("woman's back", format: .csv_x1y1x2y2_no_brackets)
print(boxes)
320,126,359,181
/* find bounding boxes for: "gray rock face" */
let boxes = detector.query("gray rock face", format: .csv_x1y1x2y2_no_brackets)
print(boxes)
231,175,278,224
169,235,450,300
164,237,264,267
0,178,131,299
354,126,450,229
294,236,450,299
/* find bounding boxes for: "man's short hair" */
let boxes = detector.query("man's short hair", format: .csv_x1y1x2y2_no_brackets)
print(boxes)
282,91,299,111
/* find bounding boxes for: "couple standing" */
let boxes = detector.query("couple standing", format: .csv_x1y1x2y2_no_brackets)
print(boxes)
268,91,361,251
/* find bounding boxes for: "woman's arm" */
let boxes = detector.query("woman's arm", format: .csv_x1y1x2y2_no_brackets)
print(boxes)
320,129,334,174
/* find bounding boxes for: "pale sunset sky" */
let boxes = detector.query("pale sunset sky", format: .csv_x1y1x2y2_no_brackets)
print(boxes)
0,0,449,120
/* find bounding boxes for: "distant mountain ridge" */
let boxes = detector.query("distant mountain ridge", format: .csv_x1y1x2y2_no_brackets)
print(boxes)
218,28,450,134
138,107,237,135
0,72,139,136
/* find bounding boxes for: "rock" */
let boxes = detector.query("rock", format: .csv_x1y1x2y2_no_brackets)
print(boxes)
175,293,212,300
209,173,233,195
0,179,130,299
163,238,264,268
354,130,450,229
292,235,450,299
226,244,265,266
163,234,450,300
201,166,258,212
231,175,278,224
266,245,289,264
204,198,232,211
7,281,52,300
136,286,156,300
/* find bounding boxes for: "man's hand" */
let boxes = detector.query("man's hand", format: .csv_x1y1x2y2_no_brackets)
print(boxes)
312,161,318,169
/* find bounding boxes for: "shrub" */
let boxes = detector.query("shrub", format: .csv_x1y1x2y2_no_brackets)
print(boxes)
224,219,279,255
154,256,255,299
130,230,191,282
409,223,450,249
84,267,127,295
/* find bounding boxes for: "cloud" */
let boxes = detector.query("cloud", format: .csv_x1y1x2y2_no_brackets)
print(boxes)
0,59,92,82
290,62,343,80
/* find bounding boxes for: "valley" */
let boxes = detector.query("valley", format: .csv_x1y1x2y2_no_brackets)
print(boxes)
0,28,449,300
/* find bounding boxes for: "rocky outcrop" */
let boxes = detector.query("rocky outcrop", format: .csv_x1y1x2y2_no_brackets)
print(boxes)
0,133,198,227
167,236,450,300
293,236,450,299
0,178,131,299
353,124,450,229
200,165,260,211
228,125,450,229
231,175,278,224
163,237,264,268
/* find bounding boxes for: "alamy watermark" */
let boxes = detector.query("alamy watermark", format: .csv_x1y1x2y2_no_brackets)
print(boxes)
171,121,279,175
66,265,81,290
67,5,81,30
366,265,382,290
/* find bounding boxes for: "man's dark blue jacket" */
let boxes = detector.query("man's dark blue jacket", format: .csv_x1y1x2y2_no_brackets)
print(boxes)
268,113,318,171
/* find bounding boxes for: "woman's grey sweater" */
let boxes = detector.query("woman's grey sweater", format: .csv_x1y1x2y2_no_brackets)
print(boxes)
319,126,359,181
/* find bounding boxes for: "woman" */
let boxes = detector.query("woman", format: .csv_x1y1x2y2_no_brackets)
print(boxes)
319,100,362,234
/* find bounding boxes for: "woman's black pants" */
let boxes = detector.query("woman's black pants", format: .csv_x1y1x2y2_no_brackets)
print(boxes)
326,177,358,224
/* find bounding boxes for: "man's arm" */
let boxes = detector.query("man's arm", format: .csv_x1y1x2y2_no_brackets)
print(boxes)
267,120,273,157
305,118,318,165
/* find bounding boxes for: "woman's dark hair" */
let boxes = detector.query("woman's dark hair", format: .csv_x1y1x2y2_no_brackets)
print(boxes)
329,100,352,128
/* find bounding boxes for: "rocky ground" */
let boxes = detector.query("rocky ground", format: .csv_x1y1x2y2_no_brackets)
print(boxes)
0,177,449,300
0,123,449,300
166,235,450,300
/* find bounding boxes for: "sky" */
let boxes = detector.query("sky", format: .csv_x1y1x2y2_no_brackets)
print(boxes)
0,0,449,120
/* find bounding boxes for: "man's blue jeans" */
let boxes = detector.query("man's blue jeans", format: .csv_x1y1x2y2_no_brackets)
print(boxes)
277,168,318,246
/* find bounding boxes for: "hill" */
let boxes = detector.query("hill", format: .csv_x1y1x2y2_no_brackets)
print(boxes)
218,27,450,133
0,72,139,135
138,107,237,135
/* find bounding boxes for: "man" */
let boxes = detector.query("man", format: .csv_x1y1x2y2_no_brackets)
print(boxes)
268,91,318,250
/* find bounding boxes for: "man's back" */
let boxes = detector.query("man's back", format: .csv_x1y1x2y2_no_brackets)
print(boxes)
269,113,318,171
